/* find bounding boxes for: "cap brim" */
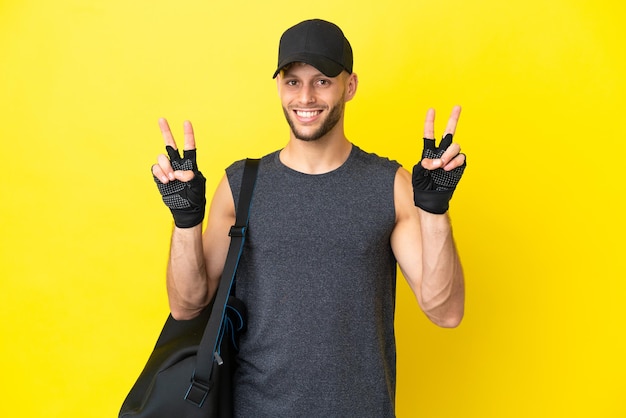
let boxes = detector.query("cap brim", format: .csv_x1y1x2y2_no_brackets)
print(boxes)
272,53,345,78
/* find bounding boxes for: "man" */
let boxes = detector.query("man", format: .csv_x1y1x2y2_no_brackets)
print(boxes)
152,18,466,417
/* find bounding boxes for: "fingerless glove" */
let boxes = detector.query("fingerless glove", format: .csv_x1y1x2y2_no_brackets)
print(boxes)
412,134,466,214
154,146,206,228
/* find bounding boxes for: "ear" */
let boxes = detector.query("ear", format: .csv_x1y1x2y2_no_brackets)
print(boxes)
344,72,358,102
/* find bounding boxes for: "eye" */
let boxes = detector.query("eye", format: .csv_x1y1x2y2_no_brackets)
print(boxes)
316,79,330,86
285,79,298,86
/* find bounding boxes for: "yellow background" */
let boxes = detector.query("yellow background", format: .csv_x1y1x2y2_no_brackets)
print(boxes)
1,0,624,416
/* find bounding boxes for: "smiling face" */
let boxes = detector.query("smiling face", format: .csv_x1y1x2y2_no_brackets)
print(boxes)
277,62,357,142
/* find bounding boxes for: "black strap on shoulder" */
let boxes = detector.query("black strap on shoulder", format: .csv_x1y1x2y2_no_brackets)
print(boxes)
191,158,260,386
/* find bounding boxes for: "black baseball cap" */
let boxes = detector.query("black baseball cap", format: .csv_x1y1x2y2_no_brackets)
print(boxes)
272,19,353,79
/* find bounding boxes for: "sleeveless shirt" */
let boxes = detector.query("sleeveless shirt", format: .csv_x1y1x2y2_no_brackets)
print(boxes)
226,145,401,418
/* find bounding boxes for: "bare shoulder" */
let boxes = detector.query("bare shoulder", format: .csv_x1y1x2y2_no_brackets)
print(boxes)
210,174,236,216
393,167,418,222
202,174,236,281
204,174,236,240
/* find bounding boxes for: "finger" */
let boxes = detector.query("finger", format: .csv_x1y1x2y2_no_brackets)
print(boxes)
423,108,435,139
422,137,436,152
158,117,178,149
440,142,461,166
183,148,198,163
157,153,176,181
439,133,453,150
443,105,462,137
166,145,181,161
152,163,170,184
443,152,466,172
183,120,196,151
152,164,163,180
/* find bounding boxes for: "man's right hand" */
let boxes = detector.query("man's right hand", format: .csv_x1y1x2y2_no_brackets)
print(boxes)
152,118,206,228
412,107,466,214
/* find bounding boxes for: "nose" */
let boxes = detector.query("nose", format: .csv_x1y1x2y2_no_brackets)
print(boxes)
298,85,315,104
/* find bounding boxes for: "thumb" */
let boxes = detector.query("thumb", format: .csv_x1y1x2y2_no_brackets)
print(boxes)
420,158,443,171
173,170,195,182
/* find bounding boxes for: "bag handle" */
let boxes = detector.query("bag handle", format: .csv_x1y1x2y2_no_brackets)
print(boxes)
193,158,260,384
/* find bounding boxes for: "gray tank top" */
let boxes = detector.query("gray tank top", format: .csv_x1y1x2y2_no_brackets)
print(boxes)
226,145,401,417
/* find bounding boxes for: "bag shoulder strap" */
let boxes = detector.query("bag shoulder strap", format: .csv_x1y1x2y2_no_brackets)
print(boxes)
194,158,260,382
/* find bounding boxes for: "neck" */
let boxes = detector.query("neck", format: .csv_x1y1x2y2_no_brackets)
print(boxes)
280,129,352,175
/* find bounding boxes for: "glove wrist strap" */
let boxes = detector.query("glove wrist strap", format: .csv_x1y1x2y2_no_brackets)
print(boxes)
413,189,454,214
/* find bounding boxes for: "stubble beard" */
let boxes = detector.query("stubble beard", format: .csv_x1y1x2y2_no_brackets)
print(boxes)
282,98,345,142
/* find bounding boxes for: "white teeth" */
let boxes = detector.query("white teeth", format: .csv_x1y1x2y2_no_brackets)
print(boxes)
296,110,320,118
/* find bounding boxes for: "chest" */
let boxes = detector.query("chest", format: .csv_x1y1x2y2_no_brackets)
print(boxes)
246,169,396,257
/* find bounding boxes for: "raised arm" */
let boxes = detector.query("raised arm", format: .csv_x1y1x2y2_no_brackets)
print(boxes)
151,118,233,320
391,106,466,328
